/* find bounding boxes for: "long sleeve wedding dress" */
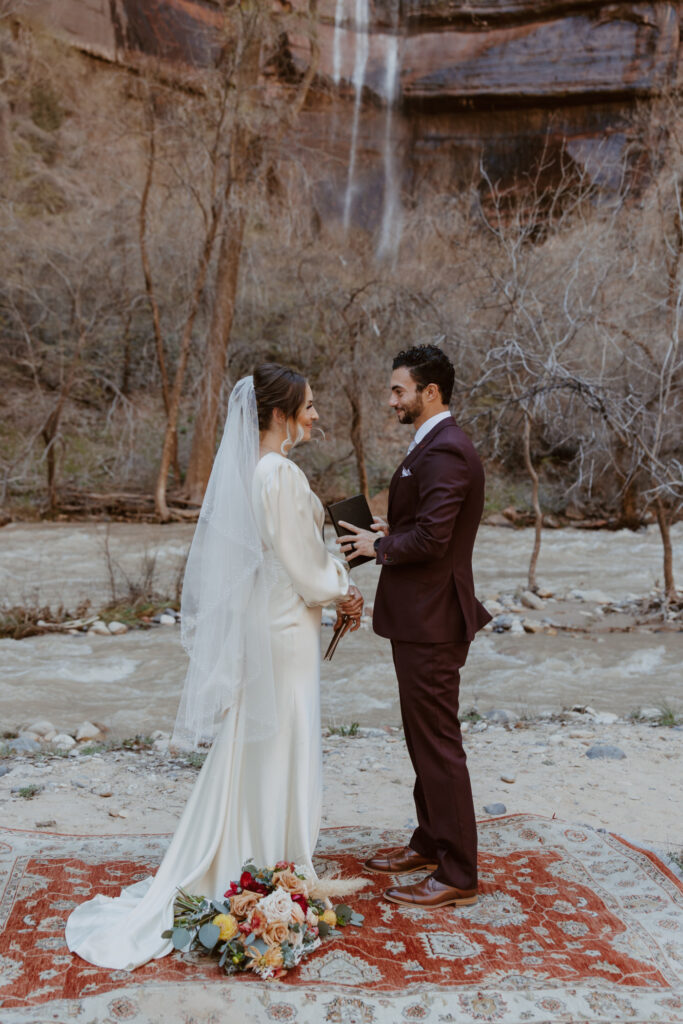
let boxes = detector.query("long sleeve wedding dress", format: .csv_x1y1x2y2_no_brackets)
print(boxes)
65,452,349,970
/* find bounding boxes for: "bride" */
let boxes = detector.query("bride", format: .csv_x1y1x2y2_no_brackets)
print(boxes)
65,363,363,970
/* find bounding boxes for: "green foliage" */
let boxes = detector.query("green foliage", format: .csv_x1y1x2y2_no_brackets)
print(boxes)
328,722,359,737
461,709,482,724
17,784,42,799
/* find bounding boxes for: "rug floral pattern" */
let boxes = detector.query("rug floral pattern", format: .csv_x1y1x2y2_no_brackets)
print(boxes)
1,815,682,1022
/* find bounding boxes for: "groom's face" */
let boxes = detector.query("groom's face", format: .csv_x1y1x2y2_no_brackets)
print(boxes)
389,367,424,424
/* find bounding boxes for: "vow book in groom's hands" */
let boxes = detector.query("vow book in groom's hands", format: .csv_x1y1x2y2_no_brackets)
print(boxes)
323,493,374,661
326,494,375,568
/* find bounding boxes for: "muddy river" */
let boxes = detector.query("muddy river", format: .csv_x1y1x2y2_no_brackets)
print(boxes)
1,521,681,735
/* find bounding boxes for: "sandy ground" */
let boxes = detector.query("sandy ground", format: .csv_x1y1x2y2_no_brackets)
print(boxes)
2,715,681,866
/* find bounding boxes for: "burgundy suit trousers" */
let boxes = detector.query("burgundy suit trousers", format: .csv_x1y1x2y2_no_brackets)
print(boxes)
391,639,477,890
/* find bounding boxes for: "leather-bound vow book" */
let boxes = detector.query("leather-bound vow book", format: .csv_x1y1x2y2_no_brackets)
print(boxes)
326,494,375,568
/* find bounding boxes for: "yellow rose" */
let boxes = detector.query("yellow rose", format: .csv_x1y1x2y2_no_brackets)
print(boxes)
212,913,239,941
321,909,337,927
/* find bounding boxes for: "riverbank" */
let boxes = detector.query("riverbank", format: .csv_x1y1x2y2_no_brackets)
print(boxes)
2,710,681,864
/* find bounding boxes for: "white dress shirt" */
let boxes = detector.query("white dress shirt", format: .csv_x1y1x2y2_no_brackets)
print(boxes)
406,410,452,455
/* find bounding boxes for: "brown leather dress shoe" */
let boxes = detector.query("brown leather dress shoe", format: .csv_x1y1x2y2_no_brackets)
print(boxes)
363,846,438,874
384,874,478,908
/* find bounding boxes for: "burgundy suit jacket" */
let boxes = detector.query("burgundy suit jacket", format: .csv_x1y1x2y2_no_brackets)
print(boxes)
373,416,492,643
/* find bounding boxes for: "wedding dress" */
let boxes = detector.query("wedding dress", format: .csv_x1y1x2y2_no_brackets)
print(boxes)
65,452,349,970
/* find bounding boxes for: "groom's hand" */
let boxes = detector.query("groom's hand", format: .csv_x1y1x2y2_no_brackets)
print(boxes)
337,521,378,560
371,515,389,536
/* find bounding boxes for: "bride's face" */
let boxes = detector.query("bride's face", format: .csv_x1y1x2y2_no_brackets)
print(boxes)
293,383,319,442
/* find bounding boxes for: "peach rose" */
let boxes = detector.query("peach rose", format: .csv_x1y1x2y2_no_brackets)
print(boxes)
262,919,289,947
229,890,260,919
273,869,308,895
291,902,305,925
263,945,284,968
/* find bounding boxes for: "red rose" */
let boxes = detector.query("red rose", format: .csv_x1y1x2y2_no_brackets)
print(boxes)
291,893,309,915
240,871,269,895
224,882,240,897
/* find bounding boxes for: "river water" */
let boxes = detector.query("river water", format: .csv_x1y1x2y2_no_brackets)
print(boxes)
1,521,681,735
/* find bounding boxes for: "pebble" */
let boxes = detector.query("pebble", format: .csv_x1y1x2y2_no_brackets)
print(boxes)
509,619,526,636
483,803,507,815
108,808,128,818
586,744,626,760
107,621,128,635
484,709,517,725
159,614,176,626
638,707,662,721
521,590,545,610
593,712,619,726
484,600,505,616
89,621,111,636
97,787,113,797
492,614,513,631
27,720,55,737
500,772,516,784
52,733,76,750
35,819,56,828
8,735,41,753
75,721,101,742
522,618,543,633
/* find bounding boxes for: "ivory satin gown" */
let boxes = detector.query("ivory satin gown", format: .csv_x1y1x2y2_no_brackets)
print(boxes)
65,453,349,970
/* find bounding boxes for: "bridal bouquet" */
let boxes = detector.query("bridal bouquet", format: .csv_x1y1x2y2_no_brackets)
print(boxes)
163,861,364,979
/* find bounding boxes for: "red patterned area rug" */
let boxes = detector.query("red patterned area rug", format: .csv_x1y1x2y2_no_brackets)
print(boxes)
1,814,682,1023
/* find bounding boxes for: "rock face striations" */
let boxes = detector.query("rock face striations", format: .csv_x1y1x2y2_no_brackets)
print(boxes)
31,0,683,223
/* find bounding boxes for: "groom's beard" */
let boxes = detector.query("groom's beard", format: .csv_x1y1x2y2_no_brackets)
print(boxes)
395,394,424,424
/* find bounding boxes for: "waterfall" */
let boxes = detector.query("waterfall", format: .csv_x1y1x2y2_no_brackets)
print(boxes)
376,31,402,260
332,0,345,86
342,0,370,229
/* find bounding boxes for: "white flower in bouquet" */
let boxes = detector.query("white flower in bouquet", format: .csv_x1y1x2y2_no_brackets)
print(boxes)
294,863,315,883
259,887,296,924
306,908,319,928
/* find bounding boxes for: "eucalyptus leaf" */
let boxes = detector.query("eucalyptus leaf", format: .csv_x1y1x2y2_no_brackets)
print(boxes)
251,937,268,955
317,920,332,938
244,932,256,945
350,912,365,926
172,927,193,950
198,922,221,949
161,929,173,939
211,900,227,915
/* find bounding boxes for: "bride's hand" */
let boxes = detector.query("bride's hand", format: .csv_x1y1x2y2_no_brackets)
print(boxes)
335,584,364,632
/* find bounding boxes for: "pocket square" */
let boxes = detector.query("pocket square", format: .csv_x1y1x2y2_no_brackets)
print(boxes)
401,467,412,477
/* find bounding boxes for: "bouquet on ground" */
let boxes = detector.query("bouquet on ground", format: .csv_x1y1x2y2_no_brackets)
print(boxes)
163,861,364,979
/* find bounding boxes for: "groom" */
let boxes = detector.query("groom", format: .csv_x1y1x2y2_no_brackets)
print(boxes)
339,345,491,909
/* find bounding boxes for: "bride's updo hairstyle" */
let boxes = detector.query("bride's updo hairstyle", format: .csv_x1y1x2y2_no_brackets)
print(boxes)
253,363,307,432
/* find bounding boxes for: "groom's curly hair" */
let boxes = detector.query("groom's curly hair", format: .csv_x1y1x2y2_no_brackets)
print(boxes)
393,345,455,405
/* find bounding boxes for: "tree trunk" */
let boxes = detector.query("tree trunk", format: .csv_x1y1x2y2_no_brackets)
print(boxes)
184,205,247,503
523,412,542,591
348,387,369,501
654,497,677,602
154,214,221,521
139,113,181,482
